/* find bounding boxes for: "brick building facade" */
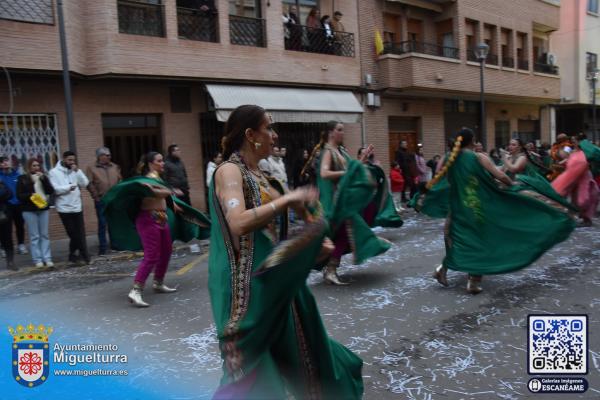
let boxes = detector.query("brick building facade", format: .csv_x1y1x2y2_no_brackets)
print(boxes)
357,0,562,168
0,0,365,240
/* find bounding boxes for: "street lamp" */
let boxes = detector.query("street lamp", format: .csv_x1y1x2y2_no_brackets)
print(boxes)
590,68,599,141
475,43,489,149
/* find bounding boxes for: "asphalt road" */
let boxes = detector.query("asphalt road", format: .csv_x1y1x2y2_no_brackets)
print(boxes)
1,211,598,399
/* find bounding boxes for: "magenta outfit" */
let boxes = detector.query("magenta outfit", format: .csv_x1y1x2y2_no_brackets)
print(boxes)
551,150,599,221
134,210,172,285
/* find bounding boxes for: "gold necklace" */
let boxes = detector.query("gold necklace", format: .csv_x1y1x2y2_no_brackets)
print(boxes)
248,168,270,190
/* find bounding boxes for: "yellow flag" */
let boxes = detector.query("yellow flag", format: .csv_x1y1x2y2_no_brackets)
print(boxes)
375,30,384,55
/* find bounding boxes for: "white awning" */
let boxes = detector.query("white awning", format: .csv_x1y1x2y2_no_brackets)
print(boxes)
205,84,363,123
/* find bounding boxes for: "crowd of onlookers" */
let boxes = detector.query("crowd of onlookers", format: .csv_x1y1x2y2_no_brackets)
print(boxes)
283,5,347,55
0,144,194,271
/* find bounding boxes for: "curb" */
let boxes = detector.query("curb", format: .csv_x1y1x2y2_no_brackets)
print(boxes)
0,241,209,279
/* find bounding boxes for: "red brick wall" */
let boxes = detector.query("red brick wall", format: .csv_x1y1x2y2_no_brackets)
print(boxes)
1,0,361,89
0,77,207,241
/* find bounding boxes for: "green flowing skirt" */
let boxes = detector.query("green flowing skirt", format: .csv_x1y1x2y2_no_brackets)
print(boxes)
319,159,391,264
366,163,403,228
208,182,363,399
443,151,575,275
103,176,210,251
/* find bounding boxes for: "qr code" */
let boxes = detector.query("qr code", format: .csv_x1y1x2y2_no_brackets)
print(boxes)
528,315,587,374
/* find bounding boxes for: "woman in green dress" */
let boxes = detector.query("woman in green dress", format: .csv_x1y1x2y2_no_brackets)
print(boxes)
315,121,390,285
357,147,403,229
431,128,575,294
209,105,363,399
500,138,550,179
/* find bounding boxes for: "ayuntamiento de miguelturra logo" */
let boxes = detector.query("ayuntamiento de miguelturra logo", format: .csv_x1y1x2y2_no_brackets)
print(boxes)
9,323,52,388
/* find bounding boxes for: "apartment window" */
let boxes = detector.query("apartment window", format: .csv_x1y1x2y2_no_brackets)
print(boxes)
465,19,478,61
587,52,598,76
177,0,219,42
0,0,54,24
483,24,498,65
229,0,266,47
495,120,510,149
516,32,528,70
501,28,514,68
589,0,599,13
118,0,165,37
383,13,401,44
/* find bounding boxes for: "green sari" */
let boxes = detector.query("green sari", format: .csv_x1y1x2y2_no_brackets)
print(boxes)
365,163,403,228
412,154,573,219
103,176,210,251
443,150,575,275
317,144,390,264
580,139,600,177
208,154,363,399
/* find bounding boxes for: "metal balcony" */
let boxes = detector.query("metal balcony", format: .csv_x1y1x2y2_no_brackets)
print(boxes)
118,0,165,37
284,24,355,57
384,41,459,59
177,7,218,42
229,15,266,47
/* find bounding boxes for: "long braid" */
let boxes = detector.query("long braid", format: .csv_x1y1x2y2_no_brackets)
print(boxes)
426,136,463,190
301,131,328,177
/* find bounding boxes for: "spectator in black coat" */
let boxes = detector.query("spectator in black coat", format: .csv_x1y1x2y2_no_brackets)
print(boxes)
395,140,417,202
0,180,15,270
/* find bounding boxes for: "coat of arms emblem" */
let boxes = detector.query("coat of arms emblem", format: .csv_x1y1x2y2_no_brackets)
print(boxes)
9,323,52,388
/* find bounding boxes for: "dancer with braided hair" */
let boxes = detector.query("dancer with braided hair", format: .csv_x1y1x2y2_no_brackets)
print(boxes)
429,128,575,294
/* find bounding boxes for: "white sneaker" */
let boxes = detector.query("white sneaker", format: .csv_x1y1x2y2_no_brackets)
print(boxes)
189,244,201,254
45,261,54,268
18,244,28,255
35,262,44,268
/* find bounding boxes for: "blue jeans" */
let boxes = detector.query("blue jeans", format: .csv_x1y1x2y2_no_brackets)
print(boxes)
96,201,108,253
22,210,51,263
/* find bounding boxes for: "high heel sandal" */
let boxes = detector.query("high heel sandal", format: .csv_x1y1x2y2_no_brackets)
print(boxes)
432,264,449,287
466,276,483,294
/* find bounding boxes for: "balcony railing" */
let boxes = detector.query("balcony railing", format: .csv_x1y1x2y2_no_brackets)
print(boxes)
229,15,266,47
517,58,529,70
283,24,355,57
177,7,218,42
383,41,459,59
467,49,478,62
118,0,164,37
487,54,498,65
502,56,515,68
467,50,498,65
534,62,559,75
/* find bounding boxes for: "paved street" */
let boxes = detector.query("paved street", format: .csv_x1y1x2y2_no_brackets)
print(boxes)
1,211,599,399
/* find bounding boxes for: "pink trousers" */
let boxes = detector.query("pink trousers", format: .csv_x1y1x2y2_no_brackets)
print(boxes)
134,210,172,285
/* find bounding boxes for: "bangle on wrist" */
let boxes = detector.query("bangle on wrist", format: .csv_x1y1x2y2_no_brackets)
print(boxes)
270,202,277,214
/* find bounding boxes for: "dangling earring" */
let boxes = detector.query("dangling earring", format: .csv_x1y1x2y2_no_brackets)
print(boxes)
254,142,262,150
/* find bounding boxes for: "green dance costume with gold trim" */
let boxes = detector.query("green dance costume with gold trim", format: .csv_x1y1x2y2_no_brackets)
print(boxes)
442,150,575,275
208,153,363,399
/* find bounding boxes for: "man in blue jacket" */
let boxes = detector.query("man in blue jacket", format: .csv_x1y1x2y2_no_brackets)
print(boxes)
0,156,27,255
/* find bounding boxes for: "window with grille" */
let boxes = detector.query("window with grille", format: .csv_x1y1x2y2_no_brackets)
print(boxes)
0,0,54,25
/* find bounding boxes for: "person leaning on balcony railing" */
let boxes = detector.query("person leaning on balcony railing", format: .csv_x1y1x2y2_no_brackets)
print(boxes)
306,7,321,52
331,11,345,55
320,15,335,54
283,4,301,50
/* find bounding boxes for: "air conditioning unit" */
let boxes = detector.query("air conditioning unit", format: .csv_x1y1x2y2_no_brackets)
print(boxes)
367,93,381,107
546,53,557,65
